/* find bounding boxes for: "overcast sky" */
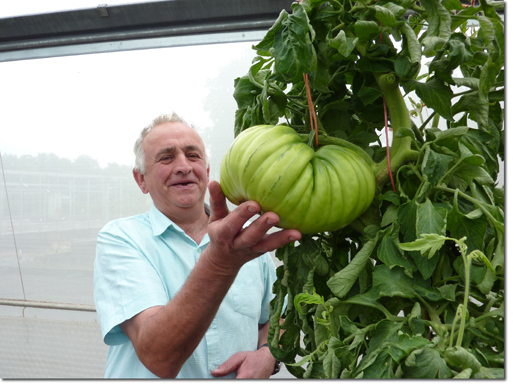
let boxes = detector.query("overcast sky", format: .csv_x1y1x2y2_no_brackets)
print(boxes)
0,1,259,169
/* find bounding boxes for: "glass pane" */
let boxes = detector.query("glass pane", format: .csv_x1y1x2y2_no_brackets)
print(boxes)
0,41,256,306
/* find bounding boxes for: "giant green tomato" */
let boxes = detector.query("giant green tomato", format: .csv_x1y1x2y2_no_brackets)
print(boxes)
220,125,376,234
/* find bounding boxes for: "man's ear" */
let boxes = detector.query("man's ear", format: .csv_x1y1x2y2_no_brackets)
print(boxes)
133,169,149,194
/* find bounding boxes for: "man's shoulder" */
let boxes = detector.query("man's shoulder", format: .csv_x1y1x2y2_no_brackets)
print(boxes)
99,212,151,236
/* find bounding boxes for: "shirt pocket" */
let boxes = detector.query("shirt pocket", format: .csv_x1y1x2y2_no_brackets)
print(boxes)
229,260,263,319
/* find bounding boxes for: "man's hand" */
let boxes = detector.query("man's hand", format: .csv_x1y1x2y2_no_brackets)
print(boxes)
204,181,301,273
211,347,276,379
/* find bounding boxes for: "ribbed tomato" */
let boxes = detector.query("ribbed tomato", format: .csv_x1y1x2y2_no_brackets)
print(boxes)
220,125,376,234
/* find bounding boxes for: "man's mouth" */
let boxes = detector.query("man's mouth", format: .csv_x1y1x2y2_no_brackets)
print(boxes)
173,181,195,187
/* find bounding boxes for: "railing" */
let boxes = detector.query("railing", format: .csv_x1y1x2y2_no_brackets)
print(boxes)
0,298,96,312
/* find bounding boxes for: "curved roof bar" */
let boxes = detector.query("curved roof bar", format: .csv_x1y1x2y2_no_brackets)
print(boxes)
0,0,293,62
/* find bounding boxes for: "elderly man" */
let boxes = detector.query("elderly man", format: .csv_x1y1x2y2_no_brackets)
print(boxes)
94,113,301,378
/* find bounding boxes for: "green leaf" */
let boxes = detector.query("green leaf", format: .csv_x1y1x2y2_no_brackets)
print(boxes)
322,339,343,378
442,0,465,11
374,5,399,27
473,366,505,379
453,368,473,379
388,334,431,364
373,265,416,299
381,203,398,227
294,291,324,315
357,85,383,106
395,55,421,81
419,0,452,40
341,291,395,320
327,237,378,299
451,162,494,187
405,79,454,121
355,348,396,378
253,9,289,56
433,126,469,142
402,346,453,378
407,201,448,280
453,77,480,90
451,91,489,129
446,193,487,253
443,346,482,373
416,199,447,238
421,145,455,185
355,319,404,378
437,284,457,301
422,36,448,57
354,20,380,42
233,75,260,109
273,3,316,84
399,233,447,260
377,226,417,275
398,199,417,242
399,22,422,63
329,30,358,58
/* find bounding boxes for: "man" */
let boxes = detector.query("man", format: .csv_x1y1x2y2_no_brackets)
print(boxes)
93,113,301,378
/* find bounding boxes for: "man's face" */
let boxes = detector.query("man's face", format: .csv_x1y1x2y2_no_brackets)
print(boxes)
134,121,210,219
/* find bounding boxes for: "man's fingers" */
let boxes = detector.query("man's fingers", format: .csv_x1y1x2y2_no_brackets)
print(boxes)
251,228,301,254
211,352,245,377
207,180,230,222
232,211,278,249
207,182,301,257
233,212,301,251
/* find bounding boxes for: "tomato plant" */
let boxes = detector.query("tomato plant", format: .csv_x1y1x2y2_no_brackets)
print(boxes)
228,0,504,379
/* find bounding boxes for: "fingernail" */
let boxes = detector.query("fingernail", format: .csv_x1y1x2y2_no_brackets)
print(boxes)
248,205,258,213
289,236,298,241
267,218,278,225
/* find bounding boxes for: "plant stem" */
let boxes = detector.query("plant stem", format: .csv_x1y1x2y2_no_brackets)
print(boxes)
434,186,502,227
455,247,471,347
418,111,436,133
373,73,419,188
414,294,444,338
298,134,377,170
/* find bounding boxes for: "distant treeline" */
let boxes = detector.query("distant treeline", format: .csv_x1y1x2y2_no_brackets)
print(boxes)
1,153,132,176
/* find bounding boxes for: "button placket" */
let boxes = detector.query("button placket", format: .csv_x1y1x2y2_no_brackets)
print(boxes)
206,316,220,374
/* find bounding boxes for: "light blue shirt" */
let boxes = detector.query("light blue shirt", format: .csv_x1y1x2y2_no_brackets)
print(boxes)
93,204,277,378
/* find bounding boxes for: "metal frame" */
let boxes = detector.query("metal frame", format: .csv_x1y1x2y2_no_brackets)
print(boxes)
0,0,293,62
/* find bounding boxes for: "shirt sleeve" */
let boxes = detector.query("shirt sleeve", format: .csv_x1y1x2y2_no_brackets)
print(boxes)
258,252,279,325
93,221,169,346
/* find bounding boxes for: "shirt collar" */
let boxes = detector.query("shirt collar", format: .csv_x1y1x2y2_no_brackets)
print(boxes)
149,203,210,237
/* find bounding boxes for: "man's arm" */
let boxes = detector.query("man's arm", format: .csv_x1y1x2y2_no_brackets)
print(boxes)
120,181,301,378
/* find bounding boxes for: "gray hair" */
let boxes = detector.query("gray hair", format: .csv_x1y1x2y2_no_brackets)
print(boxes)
133,112,209,174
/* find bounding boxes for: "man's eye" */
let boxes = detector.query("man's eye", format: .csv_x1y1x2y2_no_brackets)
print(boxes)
161,156,172,162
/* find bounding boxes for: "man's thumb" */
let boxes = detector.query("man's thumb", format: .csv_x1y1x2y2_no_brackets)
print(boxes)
211,354,243,377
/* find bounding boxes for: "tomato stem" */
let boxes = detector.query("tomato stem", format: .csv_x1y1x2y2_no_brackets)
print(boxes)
374,73,418,189
298,134,376,170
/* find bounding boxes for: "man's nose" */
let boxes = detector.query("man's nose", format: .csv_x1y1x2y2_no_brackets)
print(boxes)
173,154,192,174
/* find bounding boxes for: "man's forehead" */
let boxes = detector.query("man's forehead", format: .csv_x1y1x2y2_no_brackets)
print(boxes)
156,144,201,155
144,122,205,152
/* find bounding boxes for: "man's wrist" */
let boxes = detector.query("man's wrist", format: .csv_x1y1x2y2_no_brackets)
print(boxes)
258,343,281,375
